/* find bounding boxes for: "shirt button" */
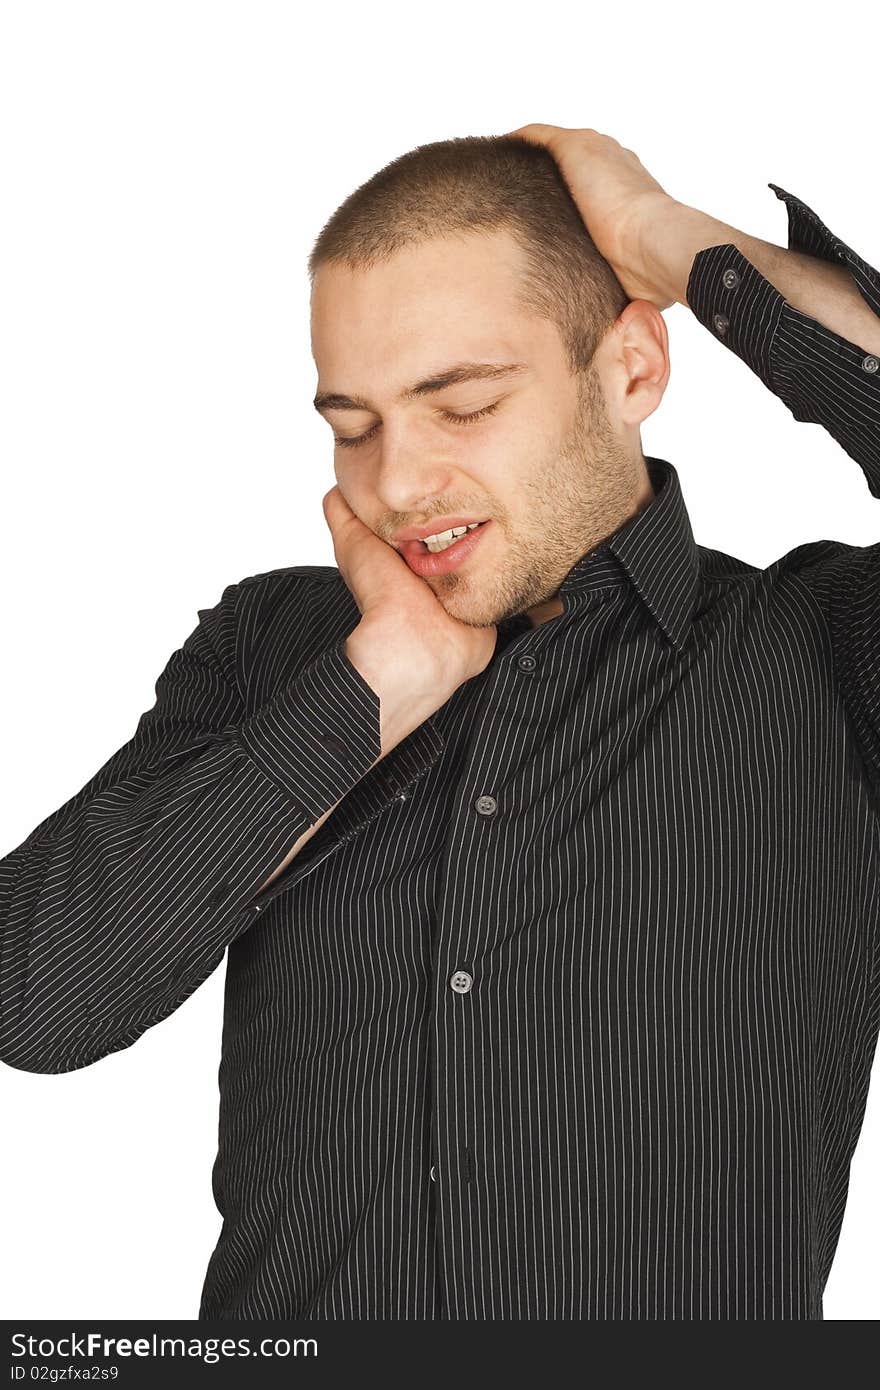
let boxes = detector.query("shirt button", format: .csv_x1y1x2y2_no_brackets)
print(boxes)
722,267,740,289
713,312,729,337
385,774,408,802
862,354,879,374
450,970,473,994
516,654,537,672
430,1164,436,1181
320,730,350,761
474,794,497,816
836,247,847,260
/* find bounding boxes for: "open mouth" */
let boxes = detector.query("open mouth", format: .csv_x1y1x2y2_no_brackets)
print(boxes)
398,518,493,575
417,520,489,552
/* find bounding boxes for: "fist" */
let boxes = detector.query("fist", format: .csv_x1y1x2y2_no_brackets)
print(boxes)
322,484,498,698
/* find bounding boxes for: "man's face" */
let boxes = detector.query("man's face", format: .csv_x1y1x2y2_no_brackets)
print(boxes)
310,226,658,629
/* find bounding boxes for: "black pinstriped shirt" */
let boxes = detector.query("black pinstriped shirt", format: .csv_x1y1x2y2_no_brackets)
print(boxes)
1,183,878,1320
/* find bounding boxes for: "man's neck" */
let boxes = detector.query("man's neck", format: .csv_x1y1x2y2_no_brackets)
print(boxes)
523,455,656,629
525,596,564,627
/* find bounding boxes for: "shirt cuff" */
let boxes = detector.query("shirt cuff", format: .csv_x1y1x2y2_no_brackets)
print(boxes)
235,638,383,823
686,183,880,391
686,240,785,393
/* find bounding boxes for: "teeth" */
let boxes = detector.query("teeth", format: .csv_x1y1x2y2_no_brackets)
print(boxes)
423,521,482,553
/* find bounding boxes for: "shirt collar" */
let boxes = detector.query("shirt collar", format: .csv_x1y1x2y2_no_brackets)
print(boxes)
557,457,700,652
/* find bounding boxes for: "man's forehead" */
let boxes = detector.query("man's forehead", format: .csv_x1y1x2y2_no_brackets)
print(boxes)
308,229,554,405
311,225,527,318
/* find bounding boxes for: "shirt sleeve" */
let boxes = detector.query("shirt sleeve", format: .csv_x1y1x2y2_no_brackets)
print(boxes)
687,186,880,800
0,577,383,1074
685,182,880,494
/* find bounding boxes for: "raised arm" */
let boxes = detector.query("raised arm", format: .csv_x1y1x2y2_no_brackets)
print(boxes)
507,125,879,489
507,124,880,802
680,184,880,490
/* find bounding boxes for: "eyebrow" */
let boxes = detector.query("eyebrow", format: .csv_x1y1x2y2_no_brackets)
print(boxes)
313,361,530,415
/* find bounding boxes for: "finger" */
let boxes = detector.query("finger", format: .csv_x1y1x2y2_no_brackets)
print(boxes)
504,123,560,145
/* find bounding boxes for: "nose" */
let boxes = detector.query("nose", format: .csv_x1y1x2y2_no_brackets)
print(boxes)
373,426,458,519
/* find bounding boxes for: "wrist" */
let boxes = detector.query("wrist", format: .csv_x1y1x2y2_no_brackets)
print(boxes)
638,198,740,308
344,630,445,756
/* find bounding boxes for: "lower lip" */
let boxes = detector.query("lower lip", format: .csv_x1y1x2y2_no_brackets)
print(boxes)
399,521,492,577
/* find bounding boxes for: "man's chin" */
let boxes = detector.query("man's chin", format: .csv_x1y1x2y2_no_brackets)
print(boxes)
433,590,502,630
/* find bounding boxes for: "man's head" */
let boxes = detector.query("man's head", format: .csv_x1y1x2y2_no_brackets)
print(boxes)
309,134,670,628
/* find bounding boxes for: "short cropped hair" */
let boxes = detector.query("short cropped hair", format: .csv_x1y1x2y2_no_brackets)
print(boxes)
307,135,629,376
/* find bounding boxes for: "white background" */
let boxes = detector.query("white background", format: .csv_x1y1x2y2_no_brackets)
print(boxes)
1,0,878,1321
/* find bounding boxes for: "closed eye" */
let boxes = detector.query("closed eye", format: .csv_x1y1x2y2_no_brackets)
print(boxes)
334,401,501,450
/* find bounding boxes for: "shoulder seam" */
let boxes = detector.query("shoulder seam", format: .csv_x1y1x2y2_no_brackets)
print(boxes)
236,564,341,591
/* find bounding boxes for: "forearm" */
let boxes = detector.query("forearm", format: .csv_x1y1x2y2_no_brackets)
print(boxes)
256,631,446,895
645,198,880,356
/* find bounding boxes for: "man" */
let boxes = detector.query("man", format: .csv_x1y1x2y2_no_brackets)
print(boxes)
1,126,878,1320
